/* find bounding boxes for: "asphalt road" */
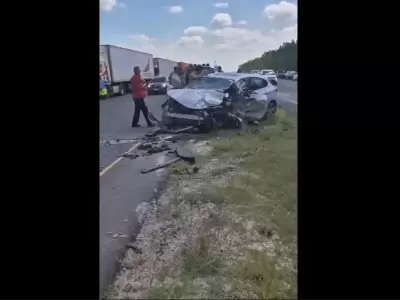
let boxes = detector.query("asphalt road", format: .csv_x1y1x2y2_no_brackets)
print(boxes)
277,79,297,114
99,80,297,293
100,94,168,293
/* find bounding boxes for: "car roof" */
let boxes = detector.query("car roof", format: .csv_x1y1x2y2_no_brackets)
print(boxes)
208,72,268,81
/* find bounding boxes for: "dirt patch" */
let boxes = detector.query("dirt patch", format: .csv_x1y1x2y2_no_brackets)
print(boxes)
104,109,297,299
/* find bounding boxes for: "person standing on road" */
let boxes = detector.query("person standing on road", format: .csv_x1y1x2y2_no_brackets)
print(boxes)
130,66,154,128
99,76,108,100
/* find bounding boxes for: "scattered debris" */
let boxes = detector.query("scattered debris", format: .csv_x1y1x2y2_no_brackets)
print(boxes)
172,165,199,175
112,233,128,239
104,107,265,176
126,242,142,254
118,153,139,159
138,143,152,151
100,139,139,145
148,113,198,136
176,142,195,164
140,139,197,174
147,143,171,154
140,157,181,174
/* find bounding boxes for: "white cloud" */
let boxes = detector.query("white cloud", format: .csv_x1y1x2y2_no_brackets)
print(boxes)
263,1,297,20
183,26,208,35
214,2,229,8
128,34,155,44
213,44,235,51
168,5,183,13
118,2,126,8
210,13,233,27
177,36,204,47
115,23,297,72
100,0,117,11
106,1,297,72
274,24,297,42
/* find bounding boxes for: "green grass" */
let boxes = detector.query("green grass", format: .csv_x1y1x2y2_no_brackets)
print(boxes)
150,109,298,299
209,109,297,298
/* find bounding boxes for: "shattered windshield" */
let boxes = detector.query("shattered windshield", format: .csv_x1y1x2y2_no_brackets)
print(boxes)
186,77,233,90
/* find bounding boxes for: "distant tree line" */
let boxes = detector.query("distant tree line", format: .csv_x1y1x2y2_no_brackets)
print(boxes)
239,40,297,72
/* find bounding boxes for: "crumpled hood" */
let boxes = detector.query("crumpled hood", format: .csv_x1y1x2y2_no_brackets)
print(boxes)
167,89,224,110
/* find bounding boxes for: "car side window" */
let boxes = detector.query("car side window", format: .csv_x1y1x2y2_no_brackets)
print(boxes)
236,78,248,90
251,77,268,90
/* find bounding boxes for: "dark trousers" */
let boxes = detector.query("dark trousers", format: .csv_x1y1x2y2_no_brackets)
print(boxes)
132,98,152,126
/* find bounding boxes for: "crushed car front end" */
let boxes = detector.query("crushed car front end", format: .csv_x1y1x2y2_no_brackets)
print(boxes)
161,90,241,132
161,96,211,129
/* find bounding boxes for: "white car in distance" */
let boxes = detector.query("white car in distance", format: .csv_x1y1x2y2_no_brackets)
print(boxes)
260,69,278,86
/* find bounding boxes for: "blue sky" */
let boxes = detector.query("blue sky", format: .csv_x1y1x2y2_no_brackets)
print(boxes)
100,0,297,71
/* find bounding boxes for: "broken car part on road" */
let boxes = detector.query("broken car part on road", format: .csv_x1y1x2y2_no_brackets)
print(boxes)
113,131,197,174
140,142,196,174
100,138,141,145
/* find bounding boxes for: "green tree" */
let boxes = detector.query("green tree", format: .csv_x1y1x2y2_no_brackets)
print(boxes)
239,40,297,72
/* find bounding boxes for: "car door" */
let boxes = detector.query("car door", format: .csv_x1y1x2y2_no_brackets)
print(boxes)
253,76,278,102
245,77,272,120
230,78,251,116
249,77,268,99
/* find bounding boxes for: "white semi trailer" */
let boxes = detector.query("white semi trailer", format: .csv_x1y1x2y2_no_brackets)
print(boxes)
153,57,178,78
99,45,155,96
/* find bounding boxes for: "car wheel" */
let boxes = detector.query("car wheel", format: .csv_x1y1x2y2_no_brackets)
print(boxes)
262,100,277,121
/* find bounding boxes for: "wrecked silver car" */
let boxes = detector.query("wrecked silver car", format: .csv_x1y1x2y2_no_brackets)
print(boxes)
161,72,278,132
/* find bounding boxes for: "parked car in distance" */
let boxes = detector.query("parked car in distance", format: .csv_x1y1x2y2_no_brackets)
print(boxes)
260,69,278,86
277,70,286,79
251,70,260,74
285,71,296,79
147,76,168,95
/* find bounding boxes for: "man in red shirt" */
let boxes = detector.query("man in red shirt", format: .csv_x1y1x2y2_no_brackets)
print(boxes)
131,66,153,127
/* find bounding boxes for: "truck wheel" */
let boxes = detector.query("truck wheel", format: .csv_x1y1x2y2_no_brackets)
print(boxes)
119,83,125,96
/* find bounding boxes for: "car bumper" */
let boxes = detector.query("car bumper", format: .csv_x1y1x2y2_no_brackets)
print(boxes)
161,111,204,127
148,87,167,94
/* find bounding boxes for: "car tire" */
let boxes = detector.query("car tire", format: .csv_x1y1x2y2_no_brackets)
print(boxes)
262,100,277,121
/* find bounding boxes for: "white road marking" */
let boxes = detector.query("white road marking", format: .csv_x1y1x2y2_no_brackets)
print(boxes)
100,141,142,177
279,94,298,105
